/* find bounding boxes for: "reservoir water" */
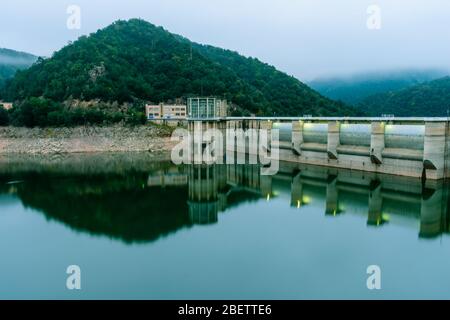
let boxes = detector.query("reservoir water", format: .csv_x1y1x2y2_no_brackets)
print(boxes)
1,152,450,299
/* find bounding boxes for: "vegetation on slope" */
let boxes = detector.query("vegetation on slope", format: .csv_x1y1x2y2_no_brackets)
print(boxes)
358,77,450,117
1,19,361,127
0,48,37,88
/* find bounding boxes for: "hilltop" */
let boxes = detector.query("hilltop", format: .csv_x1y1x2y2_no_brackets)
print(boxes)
1,19,360,127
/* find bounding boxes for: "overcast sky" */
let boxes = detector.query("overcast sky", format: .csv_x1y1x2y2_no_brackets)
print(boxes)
1,0,450,81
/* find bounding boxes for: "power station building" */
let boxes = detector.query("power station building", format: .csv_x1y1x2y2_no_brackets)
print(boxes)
187,97,228,118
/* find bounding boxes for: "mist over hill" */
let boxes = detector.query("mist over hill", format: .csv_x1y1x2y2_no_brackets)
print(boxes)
309,69,449,104
0,48,37,88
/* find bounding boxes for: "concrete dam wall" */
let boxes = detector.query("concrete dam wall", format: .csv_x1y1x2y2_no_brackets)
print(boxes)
189,117,450,180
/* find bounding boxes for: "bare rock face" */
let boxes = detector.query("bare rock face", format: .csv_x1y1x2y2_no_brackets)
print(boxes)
0,125,176,154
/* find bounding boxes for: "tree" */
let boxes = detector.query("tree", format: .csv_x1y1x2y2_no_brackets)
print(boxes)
0,108,9,126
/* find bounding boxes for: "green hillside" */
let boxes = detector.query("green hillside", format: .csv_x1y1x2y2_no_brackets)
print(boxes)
1,19,360,127
190,42,358,116
0,48,37,88
359,76,450,117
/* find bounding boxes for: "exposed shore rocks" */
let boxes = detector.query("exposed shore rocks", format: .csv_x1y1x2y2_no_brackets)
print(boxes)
0,125,176,154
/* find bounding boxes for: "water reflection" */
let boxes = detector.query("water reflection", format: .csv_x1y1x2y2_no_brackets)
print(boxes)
288,165,449,238
0,153,449,244
0,153,192,243
186,162,450,240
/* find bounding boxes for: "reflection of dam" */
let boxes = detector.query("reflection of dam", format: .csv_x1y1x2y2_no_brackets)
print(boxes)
289,164,450,238
147,167,189,187
170,162,450,239
1,153,448,244
188,166,226,224
147,165,275,225
186,165,272,224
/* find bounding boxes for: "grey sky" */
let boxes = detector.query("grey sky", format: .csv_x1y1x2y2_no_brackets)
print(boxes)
1,0,450,81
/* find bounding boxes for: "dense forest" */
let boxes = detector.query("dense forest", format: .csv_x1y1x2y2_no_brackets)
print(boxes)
358,77,450,116
309,69,448,104
0,19,361,127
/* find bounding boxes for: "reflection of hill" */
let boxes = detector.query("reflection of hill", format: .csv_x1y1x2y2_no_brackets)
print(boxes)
15,174,191,244
0,156,273,244
0,153,192,244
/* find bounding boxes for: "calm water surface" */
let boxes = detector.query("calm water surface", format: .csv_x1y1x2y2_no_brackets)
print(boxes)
1,152,450,299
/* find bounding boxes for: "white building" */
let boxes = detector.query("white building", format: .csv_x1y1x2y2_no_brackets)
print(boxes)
145,103,187,126
0,101,13,110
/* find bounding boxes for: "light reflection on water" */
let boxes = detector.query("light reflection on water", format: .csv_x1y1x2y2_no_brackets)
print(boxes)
0,152,450,299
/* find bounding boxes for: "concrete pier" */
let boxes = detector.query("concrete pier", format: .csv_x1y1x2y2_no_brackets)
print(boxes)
327,121,339,160
370,122,385,165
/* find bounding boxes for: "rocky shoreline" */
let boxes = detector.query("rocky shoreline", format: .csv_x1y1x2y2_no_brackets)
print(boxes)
0,125,176,154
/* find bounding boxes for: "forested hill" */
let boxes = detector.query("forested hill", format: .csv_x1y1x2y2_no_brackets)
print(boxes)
358,77,450,116
1,19,360,117
189,42,359,116
0,48,37,88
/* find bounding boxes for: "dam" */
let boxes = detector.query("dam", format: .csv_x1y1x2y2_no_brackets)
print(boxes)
187,117,450,180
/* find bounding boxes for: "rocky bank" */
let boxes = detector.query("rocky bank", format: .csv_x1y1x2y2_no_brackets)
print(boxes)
0,125,176,154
